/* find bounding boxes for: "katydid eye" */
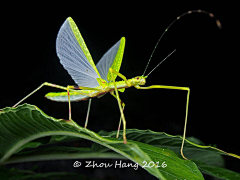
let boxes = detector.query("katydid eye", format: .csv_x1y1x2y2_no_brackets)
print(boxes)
136,77,139,80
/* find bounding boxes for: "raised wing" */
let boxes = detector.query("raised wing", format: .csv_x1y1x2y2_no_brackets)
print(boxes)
56,17,101,88
96,37,125,82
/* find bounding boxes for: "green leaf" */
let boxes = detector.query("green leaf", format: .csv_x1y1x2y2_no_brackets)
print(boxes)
103,129,240,179
0,104,204,180
195,161,240,180
104,129,240,160
8,144,240,180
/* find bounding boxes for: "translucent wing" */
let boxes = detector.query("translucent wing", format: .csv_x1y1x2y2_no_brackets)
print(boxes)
96,37,125,82
56,17,101,88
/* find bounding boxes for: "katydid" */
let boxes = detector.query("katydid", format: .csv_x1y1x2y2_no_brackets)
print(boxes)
13,10,221,160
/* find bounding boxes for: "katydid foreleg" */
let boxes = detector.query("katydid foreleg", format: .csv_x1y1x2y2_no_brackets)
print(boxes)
135,84,190,160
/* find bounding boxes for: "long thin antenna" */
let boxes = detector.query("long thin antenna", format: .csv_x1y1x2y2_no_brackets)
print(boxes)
146,49,176,77
142,9,221,76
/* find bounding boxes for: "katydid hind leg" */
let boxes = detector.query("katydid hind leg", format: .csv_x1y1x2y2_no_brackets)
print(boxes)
13,82,69,107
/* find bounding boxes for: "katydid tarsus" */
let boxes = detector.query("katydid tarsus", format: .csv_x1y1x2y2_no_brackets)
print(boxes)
13,10,221,160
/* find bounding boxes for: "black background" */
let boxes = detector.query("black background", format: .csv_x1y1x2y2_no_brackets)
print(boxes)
1,2,239,180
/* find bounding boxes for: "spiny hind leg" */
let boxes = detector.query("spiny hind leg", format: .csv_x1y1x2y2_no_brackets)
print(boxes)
135,84,190,160
13,82,70,107
110,91,125,138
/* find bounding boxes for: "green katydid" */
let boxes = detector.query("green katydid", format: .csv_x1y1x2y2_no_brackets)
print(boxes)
13,10,221,160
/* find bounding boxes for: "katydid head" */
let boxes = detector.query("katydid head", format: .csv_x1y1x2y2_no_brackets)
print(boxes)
133,76,147,85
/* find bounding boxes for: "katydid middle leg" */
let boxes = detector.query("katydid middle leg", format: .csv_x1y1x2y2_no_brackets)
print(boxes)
66,85,102,120
135,84,190,160
110,91,126,138
110,69,127,144
108,68,133,140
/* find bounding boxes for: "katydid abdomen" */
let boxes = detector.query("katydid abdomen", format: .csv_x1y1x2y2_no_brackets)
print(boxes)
45,80,133,102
